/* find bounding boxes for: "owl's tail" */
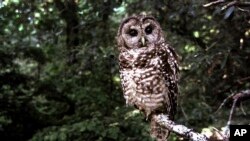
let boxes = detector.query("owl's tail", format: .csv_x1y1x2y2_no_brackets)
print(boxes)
150,116,170,141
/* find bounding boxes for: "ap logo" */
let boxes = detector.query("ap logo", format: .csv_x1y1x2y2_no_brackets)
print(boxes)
234,129,247,136
230,125,250,141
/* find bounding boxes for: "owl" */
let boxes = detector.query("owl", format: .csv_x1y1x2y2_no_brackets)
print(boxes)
117,15,179,141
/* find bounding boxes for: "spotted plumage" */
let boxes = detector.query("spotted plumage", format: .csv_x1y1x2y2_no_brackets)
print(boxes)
117,15,179,141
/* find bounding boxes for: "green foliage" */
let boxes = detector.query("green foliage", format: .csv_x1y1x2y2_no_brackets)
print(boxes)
0,0,249,141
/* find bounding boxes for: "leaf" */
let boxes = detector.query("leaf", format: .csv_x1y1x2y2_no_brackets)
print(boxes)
224,6,235,19
108,127,119,139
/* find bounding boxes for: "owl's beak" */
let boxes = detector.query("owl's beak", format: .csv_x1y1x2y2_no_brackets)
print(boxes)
141,37,145,46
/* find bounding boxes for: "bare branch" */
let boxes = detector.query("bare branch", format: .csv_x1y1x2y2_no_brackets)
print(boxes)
214,90,250,141
152,90,250,141
227,98,237,125
215,93,235,113
232,90,250,101
221,1,237,10
203,0,250,10
152,114,209,141
203,0,225,7
215,90,250,114
227,90,250,124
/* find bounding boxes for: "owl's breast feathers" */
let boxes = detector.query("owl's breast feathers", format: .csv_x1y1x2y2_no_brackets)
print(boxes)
119,43,178,118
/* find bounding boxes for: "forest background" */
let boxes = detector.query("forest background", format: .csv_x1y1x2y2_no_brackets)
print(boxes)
0,0,249,141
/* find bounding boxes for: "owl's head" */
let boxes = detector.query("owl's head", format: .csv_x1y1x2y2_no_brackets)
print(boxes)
117,15,165,50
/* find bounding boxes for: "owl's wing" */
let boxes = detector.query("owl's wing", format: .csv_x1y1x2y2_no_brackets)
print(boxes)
149,43,179,141
159,43,179,119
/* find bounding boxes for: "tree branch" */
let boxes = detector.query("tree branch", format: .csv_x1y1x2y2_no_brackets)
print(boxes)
203,0,225,8
152,114,209,141
203,0,250,8
152,90,250,141
216,90,250,115
227,90,250,126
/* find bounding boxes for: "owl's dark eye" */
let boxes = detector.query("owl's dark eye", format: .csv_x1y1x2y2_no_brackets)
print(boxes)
145,26,153,34
128,29,138,36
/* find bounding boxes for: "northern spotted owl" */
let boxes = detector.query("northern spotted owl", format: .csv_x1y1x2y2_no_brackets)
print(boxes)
117,15,179,141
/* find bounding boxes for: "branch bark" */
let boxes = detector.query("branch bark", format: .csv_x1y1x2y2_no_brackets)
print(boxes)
203,0,250,9
152,114,209,141
152,90,250,141
203,0,225,8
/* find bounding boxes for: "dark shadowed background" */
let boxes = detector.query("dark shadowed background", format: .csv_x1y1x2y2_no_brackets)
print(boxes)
0,0,249,141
